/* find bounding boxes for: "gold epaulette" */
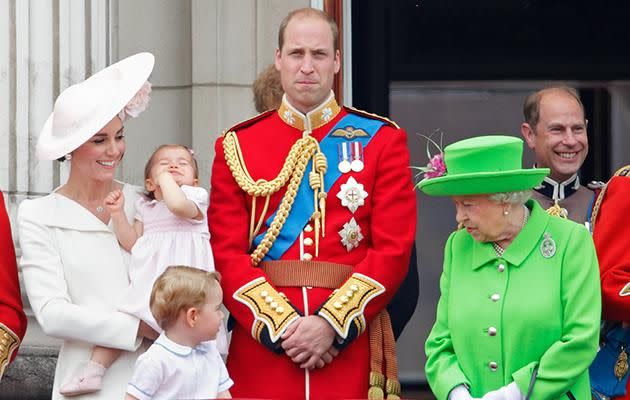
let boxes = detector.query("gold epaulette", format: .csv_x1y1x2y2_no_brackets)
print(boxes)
221,109,276,137
344,106,400,129
0,323,19,379
318,273,385,339
233,277,299,343
590,165,630,231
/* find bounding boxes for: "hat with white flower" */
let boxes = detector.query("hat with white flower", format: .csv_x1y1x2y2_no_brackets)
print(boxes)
417,135,550,196
36,52,155,160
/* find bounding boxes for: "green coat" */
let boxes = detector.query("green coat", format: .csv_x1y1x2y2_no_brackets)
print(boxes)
425,200,601,400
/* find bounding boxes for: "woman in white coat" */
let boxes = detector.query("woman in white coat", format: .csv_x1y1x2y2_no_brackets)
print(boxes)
18,52,156,399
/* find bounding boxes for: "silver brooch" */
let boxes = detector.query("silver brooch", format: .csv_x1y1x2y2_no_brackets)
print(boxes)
336,176,368,213
338,218,364,251
540,232,556,258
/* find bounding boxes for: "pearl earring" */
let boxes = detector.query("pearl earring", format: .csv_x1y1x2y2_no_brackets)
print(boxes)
65,154,72,161
503,210,509,216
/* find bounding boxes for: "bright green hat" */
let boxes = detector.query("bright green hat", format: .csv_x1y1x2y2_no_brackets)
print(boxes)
417,135,549,196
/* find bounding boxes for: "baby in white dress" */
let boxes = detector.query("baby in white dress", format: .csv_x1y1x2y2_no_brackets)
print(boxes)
60,144,227,396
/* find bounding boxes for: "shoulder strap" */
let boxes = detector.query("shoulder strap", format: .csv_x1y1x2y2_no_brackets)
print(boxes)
344,106,400,129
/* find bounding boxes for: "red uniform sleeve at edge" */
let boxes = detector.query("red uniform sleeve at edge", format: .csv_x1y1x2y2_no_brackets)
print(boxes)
593,176,630,321
0,194,28,362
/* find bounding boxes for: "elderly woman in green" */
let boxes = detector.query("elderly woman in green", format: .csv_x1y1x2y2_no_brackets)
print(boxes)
419,135,600,400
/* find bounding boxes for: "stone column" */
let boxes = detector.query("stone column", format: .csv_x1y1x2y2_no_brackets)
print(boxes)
0,1,108,397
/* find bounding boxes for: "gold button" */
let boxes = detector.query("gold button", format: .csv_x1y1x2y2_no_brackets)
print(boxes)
304,237,314,246
334,302,343,309
302,253,313,261
270,302,278,309
260,290,269,298
265,296,274,304
276,307,284,314
304,224,313,232
345,290,354,298
340,295,349,303
350,284,359,292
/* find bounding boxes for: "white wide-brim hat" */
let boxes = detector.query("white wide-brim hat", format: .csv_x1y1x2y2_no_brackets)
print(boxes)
36,52,155,160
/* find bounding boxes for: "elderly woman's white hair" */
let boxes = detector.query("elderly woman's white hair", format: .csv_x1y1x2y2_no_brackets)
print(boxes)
488,190,532,205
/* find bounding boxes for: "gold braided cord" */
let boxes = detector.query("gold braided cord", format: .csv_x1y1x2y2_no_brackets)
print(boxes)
223,131,326,265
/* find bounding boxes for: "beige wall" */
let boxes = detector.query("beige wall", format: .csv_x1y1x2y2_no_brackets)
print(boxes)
0,0,308,374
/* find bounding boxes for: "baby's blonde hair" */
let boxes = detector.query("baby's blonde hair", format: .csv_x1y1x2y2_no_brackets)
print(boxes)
150,266,221,330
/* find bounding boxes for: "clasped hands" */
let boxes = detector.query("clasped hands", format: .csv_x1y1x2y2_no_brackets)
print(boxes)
281,315,339,370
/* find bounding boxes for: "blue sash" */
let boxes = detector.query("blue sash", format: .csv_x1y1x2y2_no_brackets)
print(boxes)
253,113,385,260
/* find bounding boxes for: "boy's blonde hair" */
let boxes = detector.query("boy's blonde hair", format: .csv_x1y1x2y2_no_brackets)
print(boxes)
150,266,221,330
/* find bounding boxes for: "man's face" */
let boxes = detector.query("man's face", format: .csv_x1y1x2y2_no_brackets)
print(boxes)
275,16,340,114
522,91,588,182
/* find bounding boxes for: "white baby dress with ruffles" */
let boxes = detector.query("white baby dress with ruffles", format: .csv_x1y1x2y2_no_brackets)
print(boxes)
118,185,228,354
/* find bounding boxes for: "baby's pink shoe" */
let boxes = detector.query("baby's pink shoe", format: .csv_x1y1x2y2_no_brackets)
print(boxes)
59,361,106,397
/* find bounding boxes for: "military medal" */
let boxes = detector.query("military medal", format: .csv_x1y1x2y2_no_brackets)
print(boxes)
336,176,368,213
350,141,364,172
339,217,363,251
337,142,351,173
540,232,556,258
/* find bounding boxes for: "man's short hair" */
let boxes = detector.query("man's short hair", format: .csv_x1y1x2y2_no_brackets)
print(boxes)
277,8,339,52
523,86,585,129
150,266,221,330
253,64,283,113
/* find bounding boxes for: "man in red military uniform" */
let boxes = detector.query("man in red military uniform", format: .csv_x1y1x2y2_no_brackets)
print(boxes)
0,192,27,381
592,166,630,399
208,7,416,399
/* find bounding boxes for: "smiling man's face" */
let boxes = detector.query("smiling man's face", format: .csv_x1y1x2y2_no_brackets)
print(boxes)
523,90,588,182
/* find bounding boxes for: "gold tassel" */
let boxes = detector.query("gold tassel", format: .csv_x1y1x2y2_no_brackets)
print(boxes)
385,378,401,399
368,372,385,400
546,200,568,218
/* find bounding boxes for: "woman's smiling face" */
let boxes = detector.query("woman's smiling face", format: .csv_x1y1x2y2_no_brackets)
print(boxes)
70,116,125,182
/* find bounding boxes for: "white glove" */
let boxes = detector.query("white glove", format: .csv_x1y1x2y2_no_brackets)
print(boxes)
481,382,523,400
449,385,476,400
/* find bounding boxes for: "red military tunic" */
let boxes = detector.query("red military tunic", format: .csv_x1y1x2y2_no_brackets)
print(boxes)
592,169,630,400
208,94,416,399
0,193,27,380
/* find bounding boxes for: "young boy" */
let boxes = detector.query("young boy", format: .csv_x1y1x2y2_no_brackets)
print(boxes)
125,266,232,400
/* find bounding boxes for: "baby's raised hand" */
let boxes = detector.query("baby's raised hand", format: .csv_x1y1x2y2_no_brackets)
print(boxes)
104,189,125,214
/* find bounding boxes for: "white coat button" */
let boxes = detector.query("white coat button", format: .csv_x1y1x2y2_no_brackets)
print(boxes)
497,264,506,272
488,327,497,336
302,253,313,261
490,294,500,302
304,224,313,232
304,237,314,246
489,361,498,371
